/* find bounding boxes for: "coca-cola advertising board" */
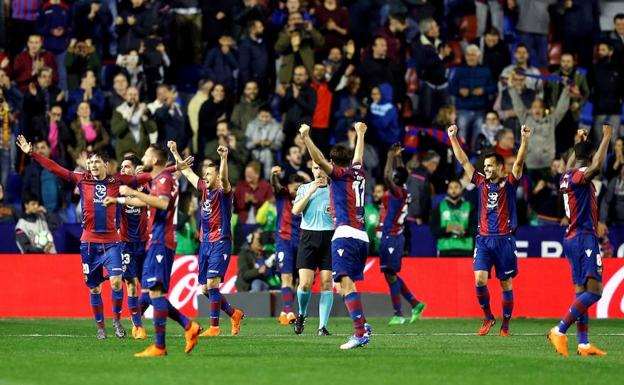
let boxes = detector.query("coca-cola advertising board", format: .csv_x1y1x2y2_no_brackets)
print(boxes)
2,254,624,318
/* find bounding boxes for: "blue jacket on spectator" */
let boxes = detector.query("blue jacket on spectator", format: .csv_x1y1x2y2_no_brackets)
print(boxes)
367,83,401,147
201,47,239,91
449,65,496,111
70,0,113,43
154,104,191,153
66,87,105,121
37,1,70,54
238,36,269,89
116,2,156,54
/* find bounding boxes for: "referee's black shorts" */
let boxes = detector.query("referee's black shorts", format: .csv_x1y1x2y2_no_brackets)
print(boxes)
296,229,333,271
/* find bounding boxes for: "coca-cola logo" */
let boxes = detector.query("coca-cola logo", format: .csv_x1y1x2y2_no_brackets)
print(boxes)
596,266,624,319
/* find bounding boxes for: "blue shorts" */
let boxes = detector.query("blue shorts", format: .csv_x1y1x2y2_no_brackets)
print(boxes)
473,235,518,281
379,234,404,273
332,237,369,283
198,240,231,283
276,237,298,275
121,241,147,280
141,244,175,292
563,233,603,286
80,242,123,289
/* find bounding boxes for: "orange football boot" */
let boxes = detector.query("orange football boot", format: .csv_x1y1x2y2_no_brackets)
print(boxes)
134,344,167,358
499,329,511,337
287,312,296,324
231,309,245,336
278,312,289,325
477,318,496,336
132,326,147,340
184,321,201,353
199,326,221,337
547,327,569,356
577,344,607,356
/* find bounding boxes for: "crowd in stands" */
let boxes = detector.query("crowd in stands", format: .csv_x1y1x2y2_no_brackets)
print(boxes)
0,0,623,255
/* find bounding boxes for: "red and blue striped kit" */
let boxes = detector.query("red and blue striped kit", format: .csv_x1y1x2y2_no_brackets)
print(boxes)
378,188,409,236
559,168,598,240
275,187,301,242
472,172,519,236
197,180,232,243
330,163,366,231
147,171,178,250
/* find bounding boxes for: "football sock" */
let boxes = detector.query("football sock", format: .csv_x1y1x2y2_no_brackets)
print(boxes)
558,291,601,334
167,300,191,330
388,279,403,316
398,277,420,307
208,288,222,327
575,292,589,345
139,292,151,314
476,286,494,320
281,287,294,314
319,290,334,329
90,293,105,329
297,288,311,316
151,296,168,349
221,294,235,317
343,292,366,337
127,295,142,327
501,290,514,331
112,289,123,321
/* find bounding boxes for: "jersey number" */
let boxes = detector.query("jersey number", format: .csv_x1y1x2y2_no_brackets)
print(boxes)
352,180,365,208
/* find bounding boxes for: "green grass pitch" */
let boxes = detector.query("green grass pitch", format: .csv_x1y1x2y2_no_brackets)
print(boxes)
0,318,621,385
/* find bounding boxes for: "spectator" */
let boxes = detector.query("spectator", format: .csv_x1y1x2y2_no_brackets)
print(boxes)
245,106,284,178
359,35,402,102
557,0,600,71
198,83,230,156
70,0,113,52
8,1,41,57
323,44,350,91
13,33,58,93
22,66,64,140
66,69,105,121
115,0,155,54
333,74,366,143
499,44,543,97
31,104,71,165
202,1,232,49
599,165,624,228
0,69,23,111
412,18,451,124
547,53,590,154
0,52,10,77
474,111,504,153
605,137,624,181
68,101,109,160
201,34,239,91
508,0,556,68
0,184,19,223
15,193,57,254
64,40,101,91
315,0,349,55
153,85,190,155
475,0,504,37
231,80,263,133
231,0,267,41
406,150,440,224
509,83,570,179
429,178,477,257
278,65,316,146
140,36,171,100
36,0,70,90
115,49,147,96
171,0,203,65
492,127,516,162
281,144,312,182
530,158,565,226
236,229,277,292
449,45,496,150
494,70,536,136
233,160,273,224
176,191,198,255
274,11,324,85
205,120,247,186
269,0,312,37
110,85,156,161
367,83,402,157
475,27,510,82
606,13,624,68
104,72,128,123
187,79,212,154
238,19,270,95
22,139,64,213
591,41,623,144
0,89,17,187
146,83,168,114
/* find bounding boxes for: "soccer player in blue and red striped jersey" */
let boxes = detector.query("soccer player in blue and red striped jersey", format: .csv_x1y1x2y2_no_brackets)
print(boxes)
118,144,201,357
448,124,531,337
378,143,426,325
270,166,305,325
15,135,159,340
547,125,612,357
300,122,372,350
168,141,245,338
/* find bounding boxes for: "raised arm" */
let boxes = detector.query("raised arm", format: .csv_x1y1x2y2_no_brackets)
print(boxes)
447,125,475,180
16,135,75,182
384,143,403,194
292,181,320,215
512,125,531,180
565,129,588,171
217,145,231,193
298,124,333,175
118,184,169,211
583,124,613,181
168,140,200,189
352,121,366,165
270,166,283,195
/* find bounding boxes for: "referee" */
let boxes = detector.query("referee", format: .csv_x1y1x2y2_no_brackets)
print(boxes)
291,162,335,336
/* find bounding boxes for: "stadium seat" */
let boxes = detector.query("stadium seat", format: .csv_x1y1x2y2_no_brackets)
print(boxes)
459,15,477,42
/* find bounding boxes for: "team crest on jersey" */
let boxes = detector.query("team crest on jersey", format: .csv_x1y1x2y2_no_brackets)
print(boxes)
202,199,212,215
487,191,499,209
159,177,167,184
94,184,107,204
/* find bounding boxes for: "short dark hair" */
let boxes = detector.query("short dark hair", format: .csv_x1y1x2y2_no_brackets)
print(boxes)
447,178,462,186
483,152,504,165
288,174,306,185
393,166,408,185
89,151,110,163
423,150,440,163
485,27,500,36
148,144,168,167
258,104,272,114
614,13,624,22
574,141,595,162
23,192,40,204
33,137,50,146
598,39,614,49
80,69,95,80
515,43,529,52
122,154,142,168
330,144,353,167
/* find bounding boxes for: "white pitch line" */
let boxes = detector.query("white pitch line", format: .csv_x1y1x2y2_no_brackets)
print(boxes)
2,333,624,338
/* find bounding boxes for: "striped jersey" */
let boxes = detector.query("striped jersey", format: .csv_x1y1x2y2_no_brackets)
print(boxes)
329,163,366,231
197,180,232,243
275,187,301,241
119,184,148,243
472,172,519,236
378,187,410,236
560,168,598,239
147,170,178,250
